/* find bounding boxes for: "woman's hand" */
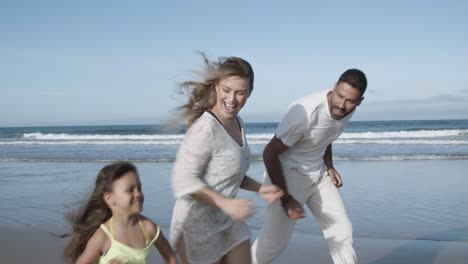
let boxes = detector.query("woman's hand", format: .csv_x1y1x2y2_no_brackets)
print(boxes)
220,198,255,221
259,184,284,204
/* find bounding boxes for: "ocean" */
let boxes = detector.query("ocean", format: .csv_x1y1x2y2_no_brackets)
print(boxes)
0,119,467,245
1,119,468,162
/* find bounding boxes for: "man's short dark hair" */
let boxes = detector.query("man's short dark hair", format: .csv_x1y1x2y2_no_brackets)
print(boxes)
338,69,367,95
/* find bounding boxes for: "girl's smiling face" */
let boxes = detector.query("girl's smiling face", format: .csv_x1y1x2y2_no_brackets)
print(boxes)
105,171,144,215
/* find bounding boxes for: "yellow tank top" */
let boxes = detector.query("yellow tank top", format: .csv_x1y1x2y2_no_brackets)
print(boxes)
98,217,160,264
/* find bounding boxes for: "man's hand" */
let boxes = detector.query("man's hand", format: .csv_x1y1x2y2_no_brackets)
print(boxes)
282,196,305,220
328,167,343,188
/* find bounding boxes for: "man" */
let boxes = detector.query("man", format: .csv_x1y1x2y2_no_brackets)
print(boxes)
251,69,367,264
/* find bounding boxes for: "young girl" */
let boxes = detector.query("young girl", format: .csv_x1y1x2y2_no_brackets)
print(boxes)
64,161,177,264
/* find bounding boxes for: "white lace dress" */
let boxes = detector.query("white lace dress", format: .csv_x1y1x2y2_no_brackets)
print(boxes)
169,112,251,264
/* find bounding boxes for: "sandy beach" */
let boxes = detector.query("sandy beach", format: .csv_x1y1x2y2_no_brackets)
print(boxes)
1,225,467,263
1,159,467,263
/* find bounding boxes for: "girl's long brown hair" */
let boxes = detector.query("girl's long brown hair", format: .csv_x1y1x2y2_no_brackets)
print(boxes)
63,161,138,263
178,52,254,127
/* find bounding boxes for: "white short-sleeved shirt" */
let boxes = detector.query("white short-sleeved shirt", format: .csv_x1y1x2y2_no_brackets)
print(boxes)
276,90,354,177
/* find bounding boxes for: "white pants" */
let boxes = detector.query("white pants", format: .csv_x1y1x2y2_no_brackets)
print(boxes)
251,168,356,264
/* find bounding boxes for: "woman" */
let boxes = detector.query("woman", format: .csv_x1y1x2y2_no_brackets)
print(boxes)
170,53,283,264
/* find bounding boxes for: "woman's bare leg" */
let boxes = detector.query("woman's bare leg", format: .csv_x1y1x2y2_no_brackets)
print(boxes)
176,236,190,264
221,240,251,264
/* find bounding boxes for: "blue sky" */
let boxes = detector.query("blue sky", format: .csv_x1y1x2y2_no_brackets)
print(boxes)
1,0,467,127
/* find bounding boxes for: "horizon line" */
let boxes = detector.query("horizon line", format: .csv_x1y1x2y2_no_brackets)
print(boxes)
2,118,468,129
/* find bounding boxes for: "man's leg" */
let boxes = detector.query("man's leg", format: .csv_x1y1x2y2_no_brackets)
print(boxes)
306,177,356,264
251,198,297,264
251,170,314,264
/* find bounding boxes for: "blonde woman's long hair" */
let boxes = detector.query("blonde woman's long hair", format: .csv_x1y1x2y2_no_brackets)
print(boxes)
179,52,254,127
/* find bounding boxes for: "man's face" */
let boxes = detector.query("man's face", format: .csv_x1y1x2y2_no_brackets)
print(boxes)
328,82,364,120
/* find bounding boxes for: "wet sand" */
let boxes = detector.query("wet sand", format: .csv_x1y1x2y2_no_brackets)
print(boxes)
1,225,467,264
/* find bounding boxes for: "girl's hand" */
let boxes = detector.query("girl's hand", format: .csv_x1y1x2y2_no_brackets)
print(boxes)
259,184,284,204
220,198,255,221
108,258,122,264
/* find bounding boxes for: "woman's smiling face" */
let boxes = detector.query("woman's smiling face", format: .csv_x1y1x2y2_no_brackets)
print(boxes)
212,75,251,122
